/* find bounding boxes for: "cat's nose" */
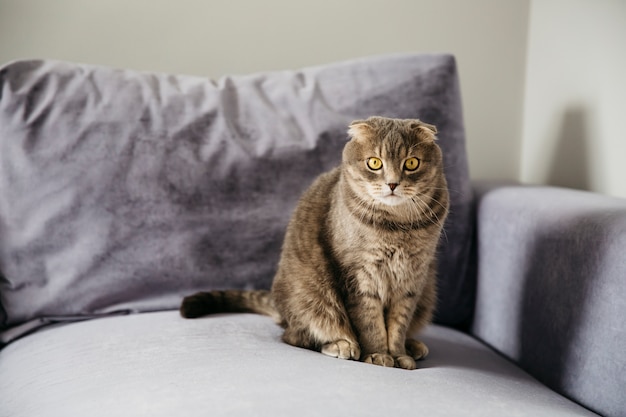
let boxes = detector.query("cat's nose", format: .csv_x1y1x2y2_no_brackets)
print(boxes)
388,183,398,191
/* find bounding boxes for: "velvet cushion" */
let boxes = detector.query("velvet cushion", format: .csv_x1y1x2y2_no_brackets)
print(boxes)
0,54,473,344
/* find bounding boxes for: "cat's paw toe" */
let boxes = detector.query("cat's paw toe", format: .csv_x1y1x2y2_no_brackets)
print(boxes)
405,339,429,360
321,340,360,360
394,355,417,370
362,353,395,367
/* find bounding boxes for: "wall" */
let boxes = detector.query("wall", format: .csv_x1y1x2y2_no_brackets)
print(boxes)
521,0,626,198
0,0,530,182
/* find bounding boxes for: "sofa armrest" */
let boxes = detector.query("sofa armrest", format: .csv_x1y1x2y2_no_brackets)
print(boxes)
470,183,626,417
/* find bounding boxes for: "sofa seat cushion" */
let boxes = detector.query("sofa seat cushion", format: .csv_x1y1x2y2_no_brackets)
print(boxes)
0,311,597,417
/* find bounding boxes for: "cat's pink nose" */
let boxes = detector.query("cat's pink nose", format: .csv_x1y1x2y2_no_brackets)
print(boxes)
388,183,398,191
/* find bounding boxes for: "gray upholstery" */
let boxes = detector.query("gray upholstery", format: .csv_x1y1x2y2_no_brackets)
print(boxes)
0,312,598,417
1,55,623,416
472,184,626,417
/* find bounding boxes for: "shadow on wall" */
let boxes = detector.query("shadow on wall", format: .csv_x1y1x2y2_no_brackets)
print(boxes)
548,107,591,191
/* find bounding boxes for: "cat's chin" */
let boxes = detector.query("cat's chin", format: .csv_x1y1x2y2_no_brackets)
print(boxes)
376,194,407,207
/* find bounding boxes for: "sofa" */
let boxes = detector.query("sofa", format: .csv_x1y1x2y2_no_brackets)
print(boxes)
0,54,624,417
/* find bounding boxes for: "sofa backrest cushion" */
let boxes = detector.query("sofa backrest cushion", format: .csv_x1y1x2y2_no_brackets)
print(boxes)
0,54,473,344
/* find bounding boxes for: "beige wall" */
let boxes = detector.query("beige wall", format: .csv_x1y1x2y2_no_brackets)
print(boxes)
3,2,624,193
521,0,626,198
0,0,530,183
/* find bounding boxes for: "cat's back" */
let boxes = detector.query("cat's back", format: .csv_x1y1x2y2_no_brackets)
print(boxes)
285,167,340,235
272,167,341,304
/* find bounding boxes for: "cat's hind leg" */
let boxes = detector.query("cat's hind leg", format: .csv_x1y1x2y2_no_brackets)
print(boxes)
273,263,361,361
320,339,360,360
282,326,360,360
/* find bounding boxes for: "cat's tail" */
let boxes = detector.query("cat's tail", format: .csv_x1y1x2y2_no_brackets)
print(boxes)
180,290,281,323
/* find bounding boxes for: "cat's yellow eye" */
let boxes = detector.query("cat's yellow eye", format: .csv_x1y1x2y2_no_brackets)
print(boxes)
404,157,420,171
366,157,383,171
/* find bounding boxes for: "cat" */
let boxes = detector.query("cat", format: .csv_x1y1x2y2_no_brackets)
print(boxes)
181,116,449,370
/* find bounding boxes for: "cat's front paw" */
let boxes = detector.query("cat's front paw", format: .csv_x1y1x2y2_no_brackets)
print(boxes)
362,353,394,367
405,338,429,360
321,339,360,360
394,355,417,370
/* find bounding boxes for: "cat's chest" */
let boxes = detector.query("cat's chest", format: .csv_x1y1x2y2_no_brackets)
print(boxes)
348,234,422,273
335,221,424,272
346,241,422,303
365,243,416,278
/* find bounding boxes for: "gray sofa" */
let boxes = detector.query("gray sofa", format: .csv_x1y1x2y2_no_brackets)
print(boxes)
0,54,623,417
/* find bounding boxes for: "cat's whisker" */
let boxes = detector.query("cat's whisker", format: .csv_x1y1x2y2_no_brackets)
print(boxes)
411,192,433,217
417,188,449,214
412,193,449,242
411,197,430,226
413,194,443,228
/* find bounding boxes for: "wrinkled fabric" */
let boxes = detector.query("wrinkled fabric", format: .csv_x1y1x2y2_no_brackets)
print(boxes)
0,54,473,342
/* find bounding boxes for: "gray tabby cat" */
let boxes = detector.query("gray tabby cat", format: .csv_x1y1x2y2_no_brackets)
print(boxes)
181,116,449,370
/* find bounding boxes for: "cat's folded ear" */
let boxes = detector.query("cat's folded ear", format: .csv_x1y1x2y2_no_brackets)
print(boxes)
410,120,438,140
347,120,373,140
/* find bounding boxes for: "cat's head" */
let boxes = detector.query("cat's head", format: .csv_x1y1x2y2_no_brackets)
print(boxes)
342,117,444,208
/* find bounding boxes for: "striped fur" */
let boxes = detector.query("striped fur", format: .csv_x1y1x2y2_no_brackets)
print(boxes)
181,117,449,370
